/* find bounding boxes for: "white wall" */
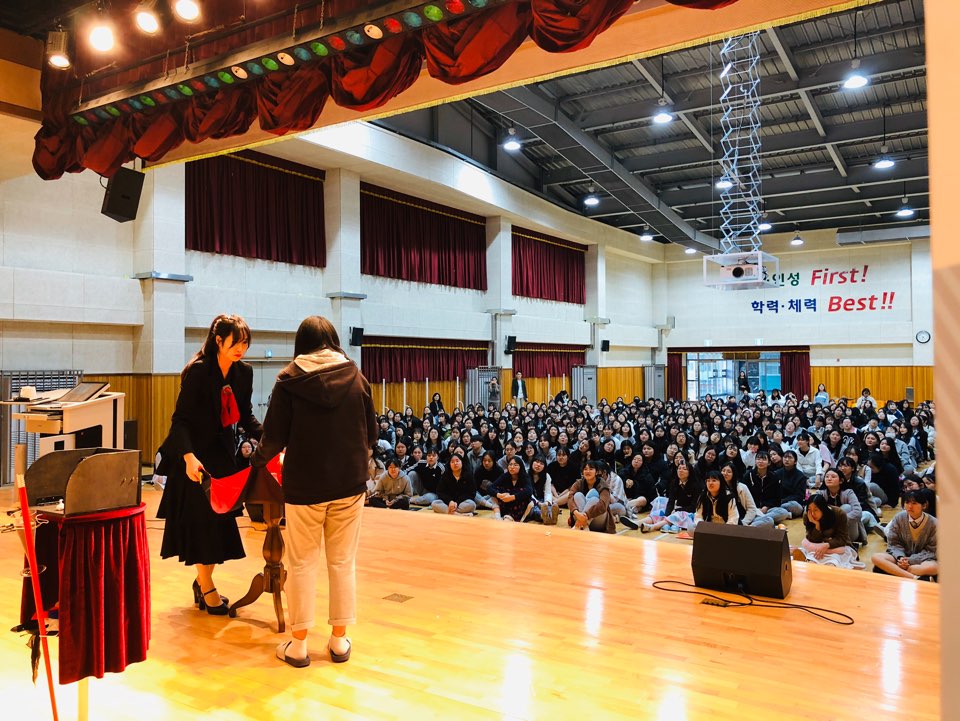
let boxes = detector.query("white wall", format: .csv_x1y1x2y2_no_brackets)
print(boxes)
661,231,928,364
603,249,659,365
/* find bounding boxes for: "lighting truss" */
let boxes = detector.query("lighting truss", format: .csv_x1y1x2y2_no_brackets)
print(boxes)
716,32,763,254
69,0,502,127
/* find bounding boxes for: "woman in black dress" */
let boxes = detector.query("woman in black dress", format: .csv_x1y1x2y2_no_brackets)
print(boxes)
157,314,262,615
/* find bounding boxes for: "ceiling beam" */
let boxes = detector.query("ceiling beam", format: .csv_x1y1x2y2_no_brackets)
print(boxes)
765,27,801,82
579,46,925,133
825,143,850,179
487,86,718,250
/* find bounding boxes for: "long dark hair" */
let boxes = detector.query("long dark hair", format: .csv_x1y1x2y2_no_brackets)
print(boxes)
184,314,251,380
698,471,733,522
294,315,345,357
803,494,837,532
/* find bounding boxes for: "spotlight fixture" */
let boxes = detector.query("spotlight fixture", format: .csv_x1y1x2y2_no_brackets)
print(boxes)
684,247,697,255
791,230,804,246
89,23,114,52
583,185,600,208
872,104,895,170
45,29,71,69
842,13,869,90
135,2,160,34
501,127,521,152
174,0,201,22
639,226,654,242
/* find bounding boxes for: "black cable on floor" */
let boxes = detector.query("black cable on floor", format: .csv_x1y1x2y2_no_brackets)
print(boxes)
651,580,855,625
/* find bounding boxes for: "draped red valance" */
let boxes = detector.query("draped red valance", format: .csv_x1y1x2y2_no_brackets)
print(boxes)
362,336,489,383
513,343,587,378
512,228,586,305
33,0,740,180
360,183,487,289
185,150,326,267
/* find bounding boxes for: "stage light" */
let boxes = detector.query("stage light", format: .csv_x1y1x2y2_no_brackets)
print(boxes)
261,57,280,71
364,24,384,40
246,61,265,75
176,83,194,96
216,71,235,84
402,11,423,28
445,1,466,14
203,75,220,89
174,0,201,22
135,2,160,34
277,52,295,65
467,0,489,6
423,5,444,21
502,127,521,152
346,30,364,46
89,22,114,53
328,36,347,51
45,30,71,69
139,94,157,107
384,18,403,33
230,65,248,80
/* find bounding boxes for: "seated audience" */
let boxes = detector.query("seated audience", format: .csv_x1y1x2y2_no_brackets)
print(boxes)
432,454,478,516
871,490,938,579
796,495,864,569
693,471,739,529
368,458,413,510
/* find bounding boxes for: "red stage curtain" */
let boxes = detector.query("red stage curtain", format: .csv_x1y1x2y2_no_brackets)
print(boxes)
512,228,586,304
513,343,587,378
33,0,740,180
667,352,685,400
185,150,326,267
780,349,812,398
362,337,489,383
360,183,487,289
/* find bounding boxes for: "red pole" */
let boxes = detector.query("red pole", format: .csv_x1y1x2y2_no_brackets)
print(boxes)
15,475,59,721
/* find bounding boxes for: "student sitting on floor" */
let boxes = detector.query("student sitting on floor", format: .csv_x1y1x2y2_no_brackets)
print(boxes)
567,460,617,533
720,460,759,526
795,494,864,569
432,453,478,516
368,458,413,510
871,490,938,580
492,457,534,522
692,471,739,530
638,459,701,534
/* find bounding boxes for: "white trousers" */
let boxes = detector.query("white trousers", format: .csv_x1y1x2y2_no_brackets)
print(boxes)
284,492,364,631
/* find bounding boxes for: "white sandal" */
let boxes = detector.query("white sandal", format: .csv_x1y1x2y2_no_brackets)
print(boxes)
276,641,310,668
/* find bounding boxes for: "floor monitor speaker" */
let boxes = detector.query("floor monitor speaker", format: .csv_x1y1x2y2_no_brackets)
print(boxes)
691,522,792,599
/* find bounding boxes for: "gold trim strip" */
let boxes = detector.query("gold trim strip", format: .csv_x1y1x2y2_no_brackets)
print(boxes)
228,154,324,182
360,188,486,226
513,230,587,253
364,343,489,351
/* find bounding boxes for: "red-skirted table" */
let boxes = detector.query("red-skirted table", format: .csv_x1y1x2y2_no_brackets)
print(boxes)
21,503,151,684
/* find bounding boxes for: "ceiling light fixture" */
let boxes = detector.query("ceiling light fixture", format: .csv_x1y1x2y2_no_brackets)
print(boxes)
895,182,915,218
842,12,869,90
583,185,600,207
684,247,697,255
716,177,734,190
758,221,772,232
652,57,674,124
135,1,160,33
174,0,201,22
791,229,804,246
639,226,654,242
45,29,71,69
873,104,895,170
501,127,521,152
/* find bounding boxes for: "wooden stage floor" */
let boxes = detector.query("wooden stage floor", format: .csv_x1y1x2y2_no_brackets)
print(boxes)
0,486,940,721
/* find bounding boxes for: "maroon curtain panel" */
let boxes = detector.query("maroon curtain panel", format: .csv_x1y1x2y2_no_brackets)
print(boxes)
513,343,587,378
33,0,741,179
780,350,812,398
360,184,487,289
667,352,685,400
185,150,326,267
512,229,586,304
362,336,489,383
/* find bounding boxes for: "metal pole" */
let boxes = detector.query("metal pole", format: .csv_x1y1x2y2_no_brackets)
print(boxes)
381,379,386,414
547,374,551,402
403,379,407,411
426,378,430,410
456,376,460,410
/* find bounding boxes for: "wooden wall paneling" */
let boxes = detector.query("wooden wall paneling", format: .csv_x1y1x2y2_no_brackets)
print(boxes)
597,367,646,404
811,366,934,405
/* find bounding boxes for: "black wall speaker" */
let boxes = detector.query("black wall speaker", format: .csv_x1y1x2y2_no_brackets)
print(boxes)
350,327,364,346
691,523,792,599
600,340,610,352
504,335,517,354
101,167,145,223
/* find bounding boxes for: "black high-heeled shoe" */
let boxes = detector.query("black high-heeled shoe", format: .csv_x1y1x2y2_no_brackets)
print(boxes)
194,580,229,609
200,588,236,617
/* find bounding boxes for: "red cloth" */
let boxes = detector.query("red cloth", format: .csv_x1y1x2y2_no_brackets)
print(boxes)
513,343,587,378
21,505,151,685
207,454,284,514
512,228,586,304
780,350,812,398
361,336,489,384
667,352,685,400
